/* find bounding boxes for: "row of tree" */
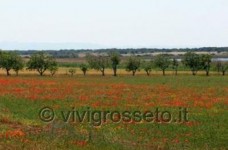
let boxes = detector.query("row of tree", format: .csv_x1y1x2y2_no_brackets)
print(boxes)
0,51,57,76
0,51,227,76
86,52,228,76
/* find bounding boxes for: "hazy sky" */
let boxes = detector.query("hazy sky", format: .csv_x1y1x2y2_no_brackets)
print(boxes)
0,0,228,49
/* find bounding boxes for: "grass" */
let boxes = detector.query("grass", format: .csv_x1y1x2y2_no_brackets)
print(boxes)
0,73,227,149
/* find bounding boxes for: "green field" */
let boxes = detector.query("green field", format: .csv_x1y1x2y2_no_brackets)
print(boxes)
0,75,227,149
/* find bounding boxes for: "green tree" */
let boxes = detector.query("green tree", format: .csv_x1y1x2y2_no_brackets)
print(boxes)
200,54,212,76
49,61,58,76
172,58,179,75
109,52,121,76
154,54,170,76
182,52,201,75
125,56,141,76
142,60,153,76
13,55,24,76
68,68,76,76
220,62,228,76
86,55,110,76
0,51,24,76
215,61,222,74
27,52,57,76
79,63,89,76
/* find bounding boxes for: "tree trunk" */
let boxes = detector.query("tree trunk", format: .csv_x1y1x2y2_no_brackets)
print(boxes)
206,70,209,76
132,71,136,76
162,70,165,76
146,71,150,76
222,71,225,76
101,69,105,76
6,69,10,76
83,71,86,76
192,71,196,76
113,67,117,76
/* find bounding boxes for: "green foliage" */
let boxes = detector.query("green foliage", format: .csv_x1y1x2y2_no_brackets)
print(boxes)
172,58,179,75
154,54,171,75
214,61,228,75
220,62,228,75
86,54,110,76
0,51,24,76
109,52,121,76
27,52,57,76
79,63,89,75
49,63,58,76
200,54,212,76
182,52,201,75
215,61,222,73
68,68,76,76
125,56,141,76
142,60,153,76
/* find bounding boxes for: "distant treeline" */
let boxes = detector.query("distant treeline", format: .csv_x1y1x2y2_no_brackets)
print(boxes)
6,47,228,58
0,51,228,76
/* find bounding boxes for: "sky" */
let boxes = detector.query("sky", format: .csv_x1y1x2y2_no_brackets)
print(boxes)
0,0,228,50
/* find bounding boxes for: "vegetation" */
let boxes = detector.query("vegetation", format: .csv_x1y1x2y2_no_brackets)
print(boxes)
0,51,24,76
27,52,58,76
125,56,141,76
49,64,58,76
12,47,228,58
109,52,121,76
79,63,89,76
0,76,227,149
200,54,212,76
68,68,76,76
182,52,202,75
172,58,179,75
154,54,171,76
220,62,228,75
0,51,227,149
0,51,227,77
86,55,110,76
142,60,153,76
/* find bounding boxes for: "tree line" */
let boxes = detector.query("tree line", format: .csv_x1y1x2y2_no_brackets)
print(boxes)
11,47,228,58
86,52,228,76
0,51,227,76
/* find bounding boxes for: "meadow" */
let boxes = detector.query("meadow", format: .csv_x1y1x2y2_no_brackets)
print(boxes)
0,70,227,150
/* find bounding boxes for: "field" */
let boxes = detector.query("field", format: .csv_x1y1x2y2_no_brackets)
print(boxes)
0,71,227,149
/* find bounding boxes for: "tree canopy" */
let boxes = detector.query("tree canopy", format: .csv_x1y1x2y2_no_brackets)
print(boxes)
27,52,57,76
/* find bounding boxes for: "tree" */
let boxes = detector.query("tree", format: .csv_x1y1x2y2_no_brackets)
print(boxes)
142,60,153,76
0,52,24,76
154,54,170,76
49,61,58,76
200,54,212,76
79,63,89,76
220,62,228,76
172,58,179,75
182,52,201,75
13,55,24,76
86,55,110,76
125,56,141,76
109,52,121,76
215,61,222,74
68,68,76,76
27,52,57,76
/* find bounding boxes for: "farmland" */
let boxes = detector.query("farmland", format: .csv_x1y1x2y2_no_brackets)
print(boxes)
0,72,227,149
